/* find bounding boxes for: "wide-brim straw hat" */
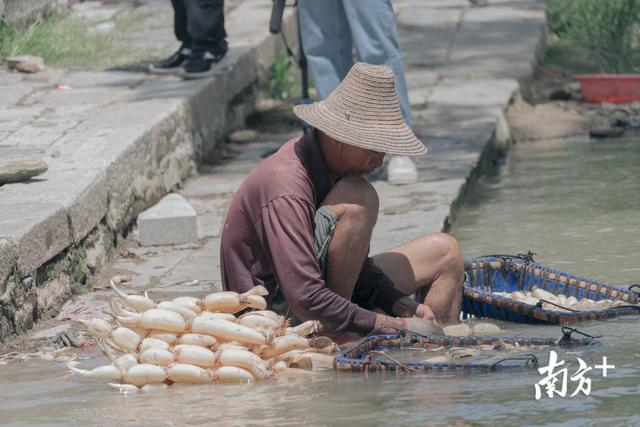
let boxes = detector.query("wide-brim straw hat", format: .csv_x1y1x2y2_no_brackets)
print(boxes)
293,62,427,156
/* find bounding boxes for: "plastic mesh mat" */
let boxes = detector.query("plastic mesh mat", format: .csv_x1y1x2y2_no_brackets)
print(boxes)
334,332,596,373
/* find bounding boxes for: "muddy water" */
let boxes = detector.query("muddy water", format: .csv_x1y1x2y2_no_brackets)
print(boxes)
1,137,639,426
453,136,640,285
449,136,640,425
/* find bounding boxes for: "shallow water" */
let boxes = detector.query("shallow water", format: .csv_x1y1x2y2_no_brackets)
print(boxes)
454,136,640,285
1,137,639,427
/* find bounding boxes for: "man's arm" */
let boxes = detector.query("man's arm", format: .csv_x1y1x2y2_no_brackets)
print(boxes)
260,196,377,334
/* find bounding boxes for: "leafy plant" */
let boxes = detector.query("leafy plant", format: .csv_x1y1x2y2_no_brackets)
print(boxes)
263,54,301,100
545,0,640,73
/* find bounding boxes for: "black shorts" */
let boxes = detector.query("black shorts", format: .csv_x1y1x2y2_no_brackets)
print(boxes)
270,205,338,321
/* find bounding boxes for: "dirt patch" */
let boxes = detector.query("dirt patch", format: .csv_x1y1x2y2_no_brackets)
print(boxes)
507,97,590,141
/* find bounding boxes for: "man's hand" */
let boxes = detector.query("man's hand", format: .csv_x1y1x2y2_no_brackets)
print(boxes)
414,303,436,321
404,317,443,336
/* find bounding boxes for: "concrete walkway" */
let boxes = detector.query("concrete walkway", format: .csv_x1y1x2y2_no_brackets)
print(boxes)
1,0,546,340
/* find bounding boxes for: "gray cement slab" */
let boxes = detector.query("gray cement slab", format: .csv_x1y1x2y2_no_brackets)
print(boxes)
405,70,440,90
428,78,519,107
0,166,108,243
156,239,221,292
181,172,246,198
445,6,545,80
60,71,146,89
0,202,71,275
1,120,76,148
112,246,192,290
137,193,197,247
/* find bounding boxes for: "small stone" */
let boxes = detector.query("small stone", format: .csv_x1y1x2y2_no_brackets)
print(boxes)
610,114,629,128
549,88,572,101
85,247,98,273
589,126,625,139
565,82,581,92
0,157,48,184
626,117,640,129
6,55,45,73
229,129,259,143
51,149,61,158
22,277,34,289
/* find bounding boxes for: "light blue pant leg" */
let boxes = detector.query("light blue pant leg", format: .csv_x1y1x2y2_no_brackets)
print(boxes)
342,0,412,127
297,0,353,99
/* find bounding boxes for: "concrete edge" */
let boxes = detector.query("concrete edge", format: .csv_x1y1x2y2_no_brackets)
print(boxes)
443,91,519,233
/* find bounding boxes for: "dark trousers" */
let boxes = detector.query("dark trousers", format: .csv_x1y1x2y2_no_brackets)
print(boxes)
171,0,227,53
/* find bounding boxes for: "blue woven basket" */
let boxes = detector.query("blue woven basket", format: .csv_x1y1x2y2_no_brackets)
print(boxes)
462,255,640,324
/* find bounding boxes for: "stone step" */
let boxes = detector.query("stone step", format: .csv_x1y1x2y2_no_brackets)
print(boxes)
137,194,197,247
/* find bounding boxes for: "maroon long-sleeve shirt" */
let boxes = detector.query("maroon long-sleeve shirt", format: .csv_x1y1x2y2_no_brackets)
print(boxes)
220,130,417,333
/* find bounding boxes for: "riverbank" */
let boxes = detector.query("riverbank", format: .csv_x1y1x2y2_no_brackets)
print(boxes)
508,60,640,143
508,0,640,142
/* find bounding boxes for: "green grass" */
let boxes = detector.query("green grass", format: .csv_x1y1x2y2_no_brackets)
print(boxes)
262,54,302,100
543,0,640,73
0,11,146,69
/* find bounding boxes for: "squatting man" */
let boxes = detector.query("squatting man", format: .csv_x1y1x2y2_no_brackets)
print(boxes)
220,62,464,339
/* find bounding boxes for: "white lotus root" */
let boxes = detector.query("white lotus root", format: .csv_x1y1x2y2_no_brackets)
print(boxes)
69,278,337,390
443,322,502,337
494,287,630,312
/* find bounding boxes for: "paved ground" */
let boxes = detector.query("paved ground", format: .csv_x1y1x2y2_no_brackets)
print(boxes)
1,0,546,342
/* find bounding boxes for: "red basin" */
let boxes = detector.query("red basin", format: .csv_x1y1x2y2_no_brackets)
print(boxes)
577,74,640,103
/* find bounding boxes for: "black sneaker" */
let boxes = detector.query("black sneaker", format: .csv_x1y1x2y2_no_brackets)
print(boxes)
148,45,191,74
179,46,227,80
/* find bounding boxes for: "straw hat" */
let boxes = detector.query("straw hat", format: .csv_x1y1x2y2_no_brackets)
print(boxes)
293,62,427,156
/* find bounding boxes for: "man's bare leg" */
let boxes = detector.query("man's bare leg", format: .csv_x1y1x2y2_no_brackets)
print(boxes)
372,233,464,325
322,176,379,299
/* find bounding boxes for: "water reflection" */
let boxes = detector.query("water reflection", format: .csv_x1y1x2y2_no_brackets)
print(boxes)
454,137,640,285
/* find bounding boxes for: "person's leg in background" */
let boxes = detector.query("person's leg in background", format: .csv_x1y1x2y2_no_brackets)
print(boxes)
342,0,411,126
149,0,193,74
297,0,354,99
182,0,228,78
173,0,191,50
343,0,421,184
